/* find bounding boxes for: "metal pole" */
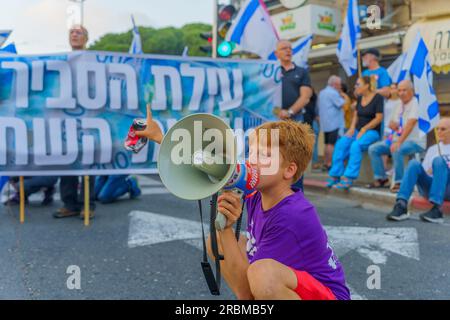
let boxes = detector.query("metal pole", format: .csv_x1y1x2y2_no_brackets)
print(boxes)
84,175,90,226
212,0,218,58
80,0,84,25
19,176,25,224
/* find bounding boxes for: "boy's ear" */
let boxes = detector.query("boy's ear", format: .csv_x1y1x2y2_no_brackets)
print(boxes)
283,162,298,181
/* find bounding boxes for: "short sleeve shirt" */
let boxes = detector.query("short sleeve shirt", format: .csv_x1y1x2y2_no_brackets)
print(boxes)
281,64,311,110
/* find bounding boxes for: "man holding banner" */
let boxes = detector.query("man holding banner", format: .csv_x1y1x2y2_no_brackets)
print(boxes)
54,24,96,219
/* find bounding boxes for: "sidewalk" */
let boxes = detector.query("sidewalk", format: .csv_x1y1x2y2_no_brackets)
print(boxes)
304,170,450,215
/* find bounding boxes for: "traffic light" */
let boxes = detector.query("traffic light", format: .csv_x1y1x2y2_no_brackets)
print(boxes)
217,4,236,57
199,31,213,54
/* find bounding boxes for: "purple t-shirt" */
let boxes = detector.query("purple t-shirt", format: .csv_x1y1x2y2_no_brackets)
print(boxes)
245,189,350,300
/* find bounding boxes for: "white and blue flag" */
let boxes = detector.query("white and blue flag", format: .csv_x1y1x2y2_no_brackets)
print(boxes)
268,34,313,68
0,42,17,54
387,53,408,84
129,16,143,55
336,0,361,76
226,0,279,59
0,30,12,48
402,33,439,134
182,46,189,57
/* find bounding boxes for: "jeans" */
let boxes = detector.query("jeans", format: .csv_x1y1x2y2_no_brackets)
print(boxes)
312,120,319,164
95,175,130,204
60,176,96,211
329,129,380,180
24,176,58,197
368,140,425,182
397,157,450,206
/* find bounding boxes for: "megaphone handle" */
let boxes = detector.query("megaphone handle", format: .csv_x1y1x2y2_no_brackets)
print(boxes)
215,189,243,231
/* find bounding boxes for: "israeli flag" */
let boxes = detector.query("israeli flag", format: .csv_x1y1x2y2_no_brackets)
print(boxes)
402,33,439,134
268,34,313,68
336,0,361,76
387,53,408,84
226,0,279,59
0,30,11,48
0,43,17,54
129,16,143,55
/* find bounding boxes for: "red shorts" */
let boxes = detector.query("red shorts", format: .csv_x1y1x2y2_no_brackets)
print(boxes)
290,268,336,300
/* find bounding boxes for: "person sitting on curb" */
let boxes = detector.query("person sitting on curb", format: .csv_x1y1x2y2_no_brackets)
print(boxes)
367,80,426,191
387,118,450,224
327,76,383,190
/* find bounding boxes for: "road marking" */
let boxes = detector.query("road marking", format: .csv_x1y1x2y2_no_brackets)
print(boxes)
128,211,420,265
128,210,206,248
128,211,374,299
324,226,420,264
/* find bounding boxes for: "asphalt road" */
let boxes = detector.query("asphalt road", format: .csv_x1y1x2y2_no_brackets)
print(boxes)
1,175,449,300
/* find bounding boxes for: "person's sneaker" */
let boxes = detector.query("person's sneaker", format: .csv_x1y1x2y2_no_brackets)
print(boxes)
127,176,142,199
79,210,95,220
334,178,353,190
53,207,80,219
41,187,55,206
387,201,410,221
326,177,340,188
420,206,444,224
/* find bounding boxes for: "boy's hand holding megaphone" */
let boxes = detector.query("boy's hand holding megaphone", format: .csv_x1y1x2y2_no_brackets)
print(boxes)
217,191,243,230
135,103,164,144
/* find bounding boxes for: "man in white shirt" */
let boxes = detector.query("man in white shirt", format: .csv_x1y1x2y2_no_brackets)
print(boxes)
368,80,426,190
387,117,450,223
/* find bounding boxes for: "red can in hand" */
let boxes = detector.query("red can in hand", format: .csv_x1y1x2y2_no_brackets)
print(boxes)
124,118,148,153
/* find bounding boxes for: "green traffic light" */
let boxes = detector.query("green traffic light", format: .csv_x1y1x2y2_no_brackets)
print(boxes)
217,41,233,57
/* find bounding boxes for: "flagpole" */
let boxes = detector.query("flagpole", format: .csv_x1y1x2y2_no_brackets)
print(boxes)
212,0,218,59
434,127,442,156
357,45,362,78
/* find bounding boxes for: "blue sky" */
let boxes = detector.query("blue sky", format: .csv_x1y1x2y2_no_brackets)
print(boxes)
0,0,213,54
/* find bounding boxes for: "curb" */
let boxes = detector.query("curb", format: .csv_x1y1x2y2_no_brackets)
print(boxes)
303,179,450,215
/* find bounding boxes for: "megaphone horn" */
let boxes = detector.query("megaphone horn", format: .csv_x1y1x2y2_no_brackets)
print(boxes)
158,113,259,230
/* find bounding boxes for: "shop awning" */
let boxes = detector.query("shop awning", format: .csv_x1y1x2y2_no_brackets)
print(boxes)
403,17,450,74
308,31,405,60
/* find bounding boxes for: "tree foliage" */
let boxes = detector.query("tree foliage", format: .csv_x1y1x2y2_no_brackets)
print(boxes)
89,23,212,57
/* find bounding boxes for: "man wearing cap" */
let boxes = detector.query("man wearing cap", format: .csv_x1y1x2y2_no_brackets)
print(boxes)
362,48,392,99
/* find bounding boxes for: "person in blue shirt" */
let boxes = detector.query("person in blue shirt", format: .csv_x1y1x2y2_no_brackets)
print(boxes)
318,76,346,170
362,48,392,99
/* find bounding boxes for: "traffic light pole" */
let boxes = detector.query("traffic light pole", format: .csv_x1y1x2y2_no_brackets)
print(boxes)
212,0,218,58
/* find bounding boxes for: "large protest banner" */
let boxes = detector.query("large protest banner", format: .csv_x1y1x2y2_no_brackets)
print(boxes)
0,51,281,176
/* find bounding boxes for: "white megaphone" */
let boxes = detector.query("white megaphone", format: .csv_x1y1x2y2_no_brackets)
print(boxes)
158,113,259,230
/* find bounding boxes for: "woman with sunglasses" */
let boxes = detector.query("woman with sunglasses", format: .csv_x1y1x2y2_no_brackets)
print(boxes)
327,76,383,189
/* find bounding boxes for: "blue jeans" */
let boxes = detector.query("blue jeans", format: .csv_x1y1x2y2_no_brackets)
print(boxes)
397,157,450,206
329,129,380,180
312,120,319,164
368,140,425,182
24,176,58,197
95,175,130,204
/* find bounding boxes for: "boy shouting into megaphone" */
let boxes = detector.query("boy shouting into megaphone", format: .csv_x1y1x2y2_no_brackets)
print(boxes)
136,105,350,300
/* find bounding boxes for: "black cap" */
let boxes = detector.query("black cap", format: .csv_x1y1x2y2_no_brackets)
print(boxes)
362,48,381,58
